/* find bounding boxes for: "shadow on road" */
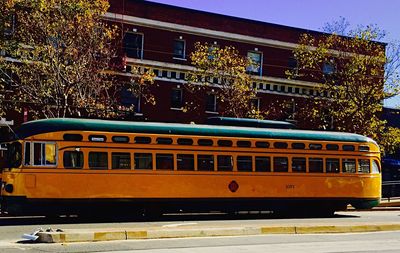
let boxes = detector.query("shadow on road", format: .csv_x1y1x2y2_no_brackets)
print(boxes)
0,211,360,226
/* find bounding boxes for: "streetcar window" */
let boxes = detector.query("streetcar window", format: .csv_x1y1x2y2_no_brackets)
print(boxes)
255,156,271,172
157,138,173,145
218,140,233,147
89,152,108,170
32,142,56,166
177,138,193,145
326,144,339,150
309,158,323,173
134,153,152,170
309,143,322,150
342,159,356,173
156,154,174,170
291,143,305,149
198,155,214,171
217,155,233,171
274,142,288,149
112,153,131,169
198,139,213,146
112,136,130,143
6,142,22,168
134,136,151,144
273,157,288,172
372,160,380,174
45,144,56,165
63,151,83,169
292,157,306,172
342,145,355,151
358,145,370,152
89,135,106,142
63,134,83,141
358,159,370,173
237,141,251,147
237,156,252,172
24,142,31,165
255,141,269,148
177,154,195,171
326,158,340,173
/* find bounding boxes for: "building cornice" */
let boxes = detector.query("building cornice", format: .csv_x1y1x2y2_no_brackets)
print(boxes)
103,12,298,50
126,58,319,88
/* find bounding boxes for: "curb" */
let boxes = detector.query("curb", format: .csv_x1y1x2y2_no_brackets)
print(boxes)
36,224,400,243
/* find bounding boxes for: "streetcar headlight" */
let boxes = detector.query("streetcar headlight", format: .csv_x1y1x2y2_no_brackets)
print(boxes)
4,184,13,193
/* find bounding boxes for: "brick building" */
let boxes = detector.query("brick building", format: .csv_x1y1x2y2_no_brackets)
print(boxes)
102,0,329,124
0,0,383,127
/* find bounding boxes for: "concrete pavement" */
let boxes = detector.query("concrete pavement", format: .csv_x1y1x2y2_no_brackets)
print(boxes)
36,210,400,243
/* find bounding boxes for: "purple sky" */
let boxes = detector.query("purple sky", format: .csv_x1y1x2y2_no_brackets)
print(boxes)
148,0,400,106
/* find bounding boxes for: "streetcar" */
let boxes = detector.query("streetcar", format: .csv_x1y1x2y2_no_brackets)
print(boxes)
0,117,381,217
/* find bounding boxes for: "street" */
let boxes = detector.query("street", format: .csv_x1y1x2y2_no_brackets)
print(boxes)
0,210,399,252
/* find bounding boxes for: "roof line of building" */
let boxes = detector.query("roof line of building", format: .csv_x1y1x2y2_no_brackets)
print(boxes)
103,12,299,50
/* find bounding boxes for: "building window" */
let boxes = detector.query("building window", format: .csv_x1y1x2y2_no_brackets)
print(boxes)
206,94,217,112
173,39,185,59
208,44,219,60
288,57,298,70
323,61,335,75
171,88,183,109
250,98,260,110
3,14,15,36
123,32,143,59
121,88,141,113
247,51,262,75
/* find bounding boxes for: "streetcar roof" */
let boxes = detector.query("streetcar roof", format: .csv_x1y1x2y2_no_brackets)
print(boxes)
14,118,374,143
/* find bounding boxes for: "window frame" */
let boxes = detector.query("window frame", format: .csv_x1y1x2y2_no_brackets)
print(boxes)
123,32,144,59
63,150,84,169
134,153,153,170
205,93,217,113
88,151,109,170
24,141,58,167
171,88,183,109
173,39,186,59
111,152,132,170
246,51,263,76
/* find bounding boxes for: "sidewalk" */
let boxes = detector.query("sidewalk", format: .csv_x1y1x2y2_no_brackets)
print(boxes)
379,197,400,207
36,212,400,243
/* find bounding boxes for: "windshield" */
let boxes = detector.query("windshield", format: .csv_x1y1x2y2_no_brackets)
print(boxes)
5,142,22,169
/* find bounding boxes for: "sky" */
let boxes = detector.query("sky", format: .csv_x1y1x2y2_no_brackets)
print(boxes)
149,0,400,107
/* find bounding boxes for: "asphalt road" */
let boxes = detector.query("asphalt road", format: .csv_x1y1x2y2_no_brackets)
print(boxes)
0,210,400,252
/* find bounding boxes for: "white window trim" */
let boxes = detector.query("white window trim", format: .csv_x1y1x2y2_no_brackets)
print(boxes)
24,141,58,167
173,39,186,60
124,32,145,59
170,88,183,109
247,50,263,76
206,93,218,113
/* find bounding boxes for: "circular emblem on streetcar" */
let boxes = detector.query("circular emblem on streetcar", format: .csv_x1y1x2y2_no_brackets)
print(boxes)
228,180,239,192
